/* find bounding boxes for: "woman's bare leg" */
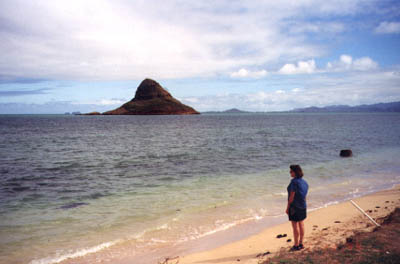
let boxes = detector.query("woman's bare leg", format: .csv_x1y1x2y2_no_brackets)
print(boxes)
291,221,299,246
299,220,305,245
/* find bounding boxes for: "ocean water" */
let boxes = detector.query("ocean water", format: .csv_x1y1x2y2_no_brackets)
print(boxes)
0,113,400,264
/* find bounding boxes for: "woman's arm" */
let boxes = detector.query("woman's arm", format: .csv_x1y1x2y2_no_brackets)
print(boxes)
286,191,295,214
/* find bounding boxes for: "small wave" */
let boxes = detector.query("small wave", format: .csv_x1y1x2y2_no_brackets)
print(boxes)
122,223,171,245
149,238,169,244
57,202,88,210
308,200,340,212
178,213,266,243
158,176,177,181
273,192,287,196
80,192,108,200
349,188,359,195
156,223,170,230
29,240,122,264
322,200,339,207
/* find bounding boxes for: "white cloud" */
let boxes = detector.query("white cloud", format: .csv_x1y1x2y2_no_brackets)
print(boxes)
374,21,400,34
288,22,345,34
0,0,377,80
230,68,267,78
278,60,316,74
340,54,353,66
181,70,400,112
353,57,378,71
0,101,121,114
71,98,126,106
182,97,199,103
275,54,377,76
292,88,301,93
326,55,378,72
97,99,126,105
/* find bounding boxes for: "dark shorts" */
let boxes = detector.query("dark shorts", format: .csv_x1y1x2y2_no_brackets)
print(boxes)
289,205,307,222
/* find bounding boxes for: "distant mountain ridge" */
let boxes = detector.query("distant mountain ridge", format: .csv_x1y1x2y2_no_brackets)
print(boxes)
291,101,400,113
224,108,249,113
202,108,249,114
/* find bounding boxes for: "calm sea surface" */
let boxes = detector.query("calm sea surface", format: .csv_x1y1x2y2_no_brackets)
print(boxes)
0,113,400,264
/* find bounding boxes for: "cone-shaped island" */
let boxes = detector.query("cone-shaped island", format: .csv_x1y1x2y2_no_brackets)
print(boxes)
102,79,199,115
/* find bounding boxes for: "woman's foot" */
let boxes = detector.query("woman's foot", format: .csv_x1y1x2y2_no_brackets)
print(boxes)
298,243,304,250
289,245,300,251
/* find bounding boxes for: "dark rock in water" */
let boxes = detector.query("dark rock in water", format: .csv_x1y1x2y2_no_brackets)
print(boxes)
340,149,352,157
58,202,88,209
12,186,30,192
102,79,199,115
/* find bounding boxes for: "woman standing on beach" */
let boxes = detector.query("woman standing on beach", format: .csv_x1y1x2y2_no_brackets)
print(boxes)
286,165,309,251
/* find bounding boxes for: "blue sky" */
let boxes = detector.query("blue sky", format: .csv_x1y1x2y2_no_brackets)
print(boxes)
0,0,399,113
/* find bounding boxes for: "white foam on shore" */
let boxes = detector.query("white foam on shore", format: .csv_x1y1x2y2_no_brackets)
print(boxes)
29,212,270,264
308,181,400,214
174,212,266,244
273,192,287,196
29,240,122,264
308,200,340,213
30,222,170,264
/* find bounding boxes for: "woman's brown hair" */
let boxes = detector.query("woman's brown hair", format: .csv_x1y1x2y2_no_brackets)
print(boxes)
290,164,303,179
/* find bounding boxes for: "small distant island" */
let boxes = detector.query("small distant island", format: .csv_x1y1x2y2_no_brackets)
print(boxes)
83,79,199,115
202,108,250,114
291,101,400,113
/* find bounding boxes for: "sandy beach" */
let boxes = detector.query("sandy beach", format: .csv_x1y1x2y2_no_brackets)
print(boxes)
174,185,400,264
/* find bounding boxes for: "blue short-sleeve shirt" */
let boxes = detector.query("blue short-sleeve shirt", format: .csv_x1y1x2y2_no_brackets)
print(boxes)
287,178,309,209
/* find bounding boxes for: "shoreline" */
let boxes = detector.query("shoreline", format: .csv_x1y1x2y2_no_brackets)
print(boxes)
30,183,400,264
173,184,400,264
